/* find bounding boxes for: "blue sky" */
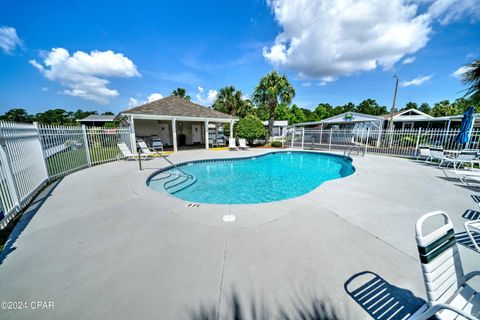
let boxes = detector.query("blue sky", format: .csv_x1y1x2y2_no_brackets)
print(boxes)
0,0,479,114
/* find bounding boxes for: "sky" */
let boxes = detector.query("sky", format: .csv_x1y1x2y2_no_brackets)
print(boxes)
0,0,479,115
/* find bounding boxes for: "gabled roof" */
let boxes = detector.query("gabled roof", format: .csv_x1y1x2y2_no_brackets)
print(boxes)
382,108,433,120
120,95,234,120
77,114,116,122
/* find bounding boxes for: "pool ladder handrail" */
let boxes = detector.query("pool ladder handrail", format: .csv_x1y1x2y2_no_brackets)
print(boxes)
158,153,194,179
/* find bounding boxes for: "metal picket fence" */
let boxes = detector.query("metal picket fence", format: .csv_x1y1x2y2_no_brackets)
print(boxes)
286,127,480,157
0,121,132,228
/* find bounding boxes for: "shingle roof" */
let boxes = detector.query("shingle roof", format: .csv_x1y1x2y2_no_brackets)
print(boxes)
121,95,234,119
78,114,116,122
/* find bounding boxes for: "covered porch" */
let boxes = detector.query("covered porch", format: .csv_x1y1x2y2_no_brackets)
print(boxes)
127,115,235,152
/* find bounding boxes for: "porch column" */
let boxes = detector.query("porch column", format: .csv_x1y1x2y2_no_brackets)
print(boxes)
229,120,234,139
172,117,178,152
129,115,136,152
204,120,209,150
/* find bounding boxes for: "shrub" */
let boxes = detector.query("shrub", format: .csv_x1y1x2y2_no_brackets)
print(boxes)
235,115,267,144
271,141,283,148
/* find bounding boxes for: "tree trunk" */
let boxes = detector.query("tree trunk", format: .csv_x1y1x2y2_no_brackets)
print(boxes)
268,100,276,142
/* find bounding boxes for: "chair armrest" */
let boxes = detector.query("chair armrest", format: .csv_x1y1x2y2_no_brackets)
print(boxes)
409,303,478,320
463,271,480,283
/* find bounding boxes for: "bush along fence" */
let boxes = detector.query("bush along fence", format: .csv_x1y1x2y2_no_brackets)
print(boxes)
286,127,480,157
0,121,132,229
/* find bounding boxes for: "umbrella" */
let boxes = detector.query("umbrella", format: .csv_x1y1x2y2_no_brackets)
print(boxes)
455,106,475,145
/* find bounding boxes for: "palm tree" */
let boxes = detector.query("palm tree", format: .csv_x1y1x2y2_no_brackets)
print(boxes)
171,87,191,101
253,70,295,140
212,86,251,116
461,60,480,99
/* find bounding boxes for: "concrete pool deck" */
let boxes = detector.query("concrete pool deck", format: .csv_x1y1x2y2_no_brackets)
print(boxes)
0,149,479,319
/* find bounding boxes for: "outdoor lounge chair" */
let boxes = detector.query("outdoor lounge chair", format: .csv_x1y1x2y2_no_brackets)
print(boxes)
465,220,480,252
137,141,164,158
448,169,480,186
440,149,479,169
410,211,480,320
426,147,444,164
238,138,249,150
229,138,238,150
117,143,147,160
417,145,430,161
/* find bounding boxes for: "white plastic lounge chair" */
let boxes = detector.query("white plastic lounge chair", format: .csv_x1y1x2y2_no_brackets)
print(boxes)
465,220,480,252
117,143,146,160
417,145,430,161
441,149,478,169
229,138,238,150
449,169,480,186
426,147,444,164
411,211,480,320
137,141,162,158
238,139,249,150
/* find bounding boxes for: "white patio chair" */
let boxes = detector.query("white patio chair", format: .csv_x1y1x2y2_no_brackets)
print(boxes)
410,211,480,320
229,138,238,150
117,143,146,160
137,141,161,158
441,149,479,169
465,220,480,252
426,147,444,164
238,138,249,150
417,145,430,161
449,169,480,186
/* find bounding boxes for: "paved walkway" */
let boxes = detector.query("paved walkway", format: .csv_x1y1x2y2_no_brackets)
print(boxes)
0,149,478,319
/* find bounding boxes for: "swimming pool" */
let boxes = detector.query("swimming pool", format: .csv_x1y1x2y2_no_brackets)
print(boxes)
147,151,355,204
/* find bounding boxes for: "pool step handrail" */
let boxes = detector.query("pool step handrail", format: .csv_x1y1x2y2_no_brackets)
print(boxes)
157,153,194,179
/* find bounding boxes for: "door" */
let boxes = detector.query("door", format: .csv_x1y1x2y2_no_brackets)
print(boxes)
192,124,202,144
158,123,170,146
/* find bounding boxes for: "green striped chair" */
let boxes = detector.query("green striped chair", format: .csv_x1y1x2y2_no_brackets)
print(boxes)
411,211,480,320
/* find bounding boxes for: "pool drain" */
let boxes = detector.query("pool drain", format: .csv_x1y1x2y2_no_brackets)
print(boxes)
222,215,236,223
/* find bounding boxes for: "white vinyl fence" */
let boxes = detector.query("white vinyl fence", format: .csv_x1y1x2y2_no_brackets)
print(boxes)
0,121,132,228
287,127,480,157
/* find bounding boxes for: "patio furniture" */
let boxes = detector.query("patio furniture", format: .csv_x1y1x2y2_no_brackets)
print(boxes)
417,145,430,161
229,138,238,150
137,141,163,158
238,139,249,150
411,211,480,320
449,169,480,186
426,147,444,164
440,149,479,169
117,143,147,160
465,220,480,252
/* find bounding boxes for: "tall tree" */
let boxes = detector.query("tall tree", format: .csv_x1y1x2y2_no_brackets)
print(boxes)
419,102,431,114
253,71,295,139
355,99,387,115
0,108,33,123
460,60,480,99
402,102,418,110
212,86,249,116
171,88,191,101
314,103,333,120
431,100,459,117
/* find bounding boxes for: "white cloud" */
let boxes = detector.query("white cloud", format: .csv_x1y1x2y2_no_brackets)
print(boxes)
400,74,433,87
426,0,480,25
41,87,49,92
451,65,474,79
402,57,416,64
263,0,479,80
146,93,163,102
301,82,312,87
0,26,22,54
30,48,140,104
128,97,139,108
195,86,218,106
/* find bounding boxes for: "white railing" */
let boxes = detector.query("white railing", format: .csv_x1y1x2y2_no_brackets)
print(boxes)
286,127,480,157
0,121,132,228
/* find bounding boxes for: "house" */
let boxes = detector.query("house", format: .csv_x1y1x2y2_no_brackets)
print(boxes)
77,114,116,127
293,108,478,131
120,95,237,152
262,120,289,137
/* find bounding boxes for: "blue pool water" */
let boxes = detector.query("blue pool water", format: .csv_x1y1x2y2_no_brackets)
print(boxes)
147,152,355,204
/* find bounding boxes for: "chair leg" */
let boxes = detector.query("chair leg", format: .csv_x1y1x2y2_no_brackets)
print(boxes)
465,222,480,251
